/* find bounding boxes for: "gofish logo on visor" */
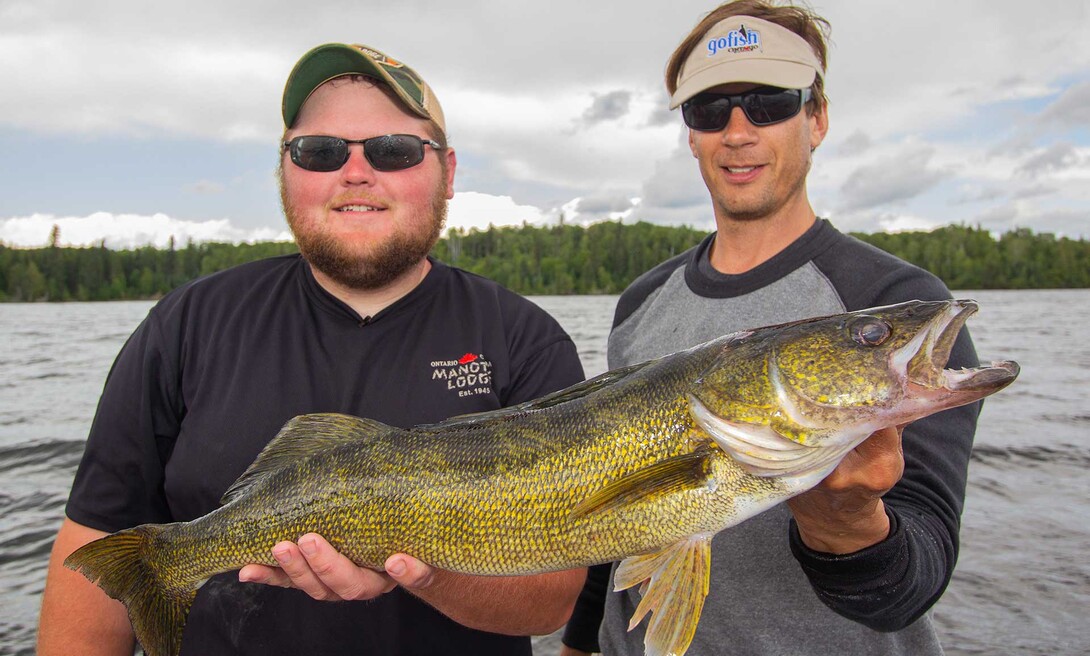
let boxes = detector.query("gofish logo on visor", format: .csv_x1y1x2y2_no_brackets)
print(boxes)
707,24,762,55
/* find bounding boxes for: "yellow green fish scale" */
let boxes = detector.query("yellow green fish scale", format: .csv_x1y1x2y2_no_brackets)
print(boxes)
140,309,937,592
136,340,788,586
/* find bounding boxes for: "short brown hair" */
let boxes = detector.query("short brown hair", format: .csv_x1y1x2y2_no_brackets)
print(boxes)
666,0,831,111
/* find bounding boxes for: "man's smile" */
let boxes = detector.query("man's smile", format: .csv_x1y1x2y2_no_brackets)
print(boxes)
335,204,383,212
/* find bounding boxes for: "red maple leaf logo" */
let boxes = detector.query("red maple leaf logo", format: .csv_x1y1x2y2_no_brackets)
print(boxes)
458,353,478,365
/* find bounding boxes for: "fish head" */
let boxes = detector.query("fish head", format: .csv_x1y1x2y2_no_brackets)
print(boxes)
688,300,1018,478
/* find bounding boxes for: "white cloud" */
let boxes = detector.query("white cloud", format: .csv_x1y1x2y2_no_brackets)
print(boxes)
446,192,548,232
836,131,872,157
1017,142,1083,177
185,180,227,195
444,87,678,199
0,212,290,248
0,191,565,247
1039,82,1090,128
2,0,1089,243
839,145,947,211
629,131,711,226
581,91,634,125
969,201,1088,238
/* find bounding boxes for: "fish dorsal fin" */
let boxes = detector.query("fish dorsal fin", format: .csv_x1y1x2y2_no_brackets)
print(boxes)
569,446,714,521
428,359,655,430
220,413,394,505
614,536,713,656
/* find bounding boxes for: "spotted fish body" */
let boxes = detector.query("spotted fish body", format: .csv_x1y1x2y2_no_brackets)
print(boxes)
66,300,1019,656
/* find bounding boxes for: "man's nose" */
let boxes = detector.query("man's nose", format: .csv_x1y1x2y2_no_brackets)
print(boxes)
340,144,377,184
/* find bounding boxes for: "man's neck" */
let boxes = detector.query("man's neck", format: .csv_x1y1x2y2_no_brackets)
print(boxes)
709,207,817,275
310,258,432,320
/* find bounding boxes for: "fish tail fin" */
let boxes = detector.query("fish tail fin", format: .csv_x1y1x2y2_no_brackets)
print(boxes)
65,524,195,656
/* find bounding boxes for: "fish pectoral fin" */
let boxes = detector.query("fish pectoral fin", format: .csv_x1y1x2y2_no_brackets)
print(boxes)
569,447,714,521
614,536,712,656
220,413,395,505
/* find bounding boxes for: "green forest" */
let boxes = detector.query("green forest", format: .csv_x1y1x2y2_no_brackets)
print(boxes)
1,222,1087,302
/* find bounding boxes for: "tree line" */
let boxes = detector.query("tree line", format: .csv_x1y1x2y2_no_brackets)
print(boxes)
1,222,1087,302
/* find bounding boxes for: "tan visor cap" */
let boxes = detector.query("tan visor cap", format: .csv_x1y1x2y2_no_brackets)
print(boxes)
670,16,823,109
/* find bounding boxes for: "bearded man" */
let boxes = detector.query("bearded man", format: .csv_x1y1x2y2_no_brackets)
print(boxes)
38,43,586,656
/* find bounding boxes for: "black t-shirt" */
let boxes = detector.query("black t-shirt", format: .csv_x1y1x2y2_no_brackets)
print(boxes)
67,254,585,656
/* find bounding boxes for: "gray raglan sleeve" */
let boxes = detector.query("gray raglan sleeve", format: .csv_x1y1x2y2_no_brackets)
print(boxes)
791,257,981,630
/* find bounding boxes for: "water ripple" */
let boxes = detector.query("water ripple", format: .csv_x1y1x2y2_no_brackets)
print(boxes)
0,439,85,475
970,443,1089,467
2,291,1089,656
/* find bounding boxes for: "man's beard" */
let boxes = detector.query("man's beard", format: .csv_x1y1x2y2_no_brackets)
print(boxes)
282,184,447,291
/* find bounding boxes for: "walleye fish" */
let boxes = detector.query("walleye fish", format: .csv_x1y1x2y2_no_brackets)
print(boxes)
66,299,1018,656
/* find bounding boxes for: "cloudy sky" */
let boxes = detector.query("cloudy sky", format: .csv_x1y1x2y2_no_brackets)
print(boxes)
2,0,1088,248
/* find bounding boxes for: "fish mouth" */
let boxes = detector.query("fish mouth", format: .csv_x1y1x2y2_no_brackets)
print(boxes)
898,299,1019,399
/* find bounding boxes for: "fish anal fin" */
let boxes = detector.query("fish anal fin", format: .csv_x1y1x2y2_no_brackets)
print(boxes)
221,413,394,505
614,536,712,656
569,447,713,521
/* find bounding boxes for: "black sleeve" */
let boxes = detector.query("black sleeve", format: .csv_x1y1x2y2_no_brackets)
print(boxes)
504,336,585,406
561,563,611,652
65,308,184,531
791,254,981,630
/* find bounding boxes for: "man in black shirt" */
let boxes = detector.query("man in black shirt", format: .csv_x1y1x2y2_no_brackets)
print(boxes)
38,43,586,656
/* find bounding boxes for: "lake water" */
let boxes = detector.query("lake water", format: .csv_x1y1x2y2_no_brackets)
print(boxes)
1,290,1087,655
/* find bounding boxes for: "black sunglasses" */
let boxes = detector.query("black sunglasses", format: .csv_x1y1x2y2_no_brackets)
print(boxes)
682,87,812,131
282,134,442,172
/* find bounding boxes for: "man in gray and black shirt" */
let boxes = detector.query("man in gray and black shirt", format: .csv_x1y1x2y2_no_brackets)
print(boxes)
562,1,980,654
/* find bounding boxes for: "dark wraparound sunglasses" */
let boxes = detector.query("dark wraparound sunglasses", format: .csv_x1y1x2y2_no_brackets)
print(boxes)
282,134,442,172
682,87,812,131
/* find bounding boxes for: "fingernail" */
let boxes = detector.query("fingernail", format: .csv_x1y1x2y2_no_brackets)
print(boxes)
239,570,263,584
299,536,317,557
387,558,405,576
273,546,292,564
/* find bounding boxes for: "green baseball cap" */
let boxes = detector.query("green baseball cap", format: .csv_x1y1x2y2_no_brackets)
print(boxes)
282,43,446,133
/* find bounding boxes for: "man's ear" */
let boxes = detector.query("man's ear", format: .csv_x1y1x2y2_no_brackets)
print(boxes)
809,105,829,151
443,148,457,200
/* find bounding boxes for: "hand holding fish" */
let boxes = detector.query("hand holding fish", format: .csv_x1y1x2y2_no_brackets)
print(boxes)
238,533,408,600
787,424,906,554
240,532,584,635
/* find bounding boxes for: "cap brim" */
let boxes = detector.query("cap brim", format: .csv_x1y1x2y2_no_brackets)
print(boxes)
282,44,430,128
669,59,817,109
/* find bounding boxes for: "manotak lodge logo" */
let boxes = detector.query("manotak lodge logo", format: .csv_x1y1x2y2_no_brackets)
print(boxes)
430,352,494,398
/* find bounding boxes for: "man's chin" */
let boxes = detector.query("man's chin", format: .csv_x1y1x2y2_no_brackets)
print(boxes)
301,242,427,291
284,187,447,292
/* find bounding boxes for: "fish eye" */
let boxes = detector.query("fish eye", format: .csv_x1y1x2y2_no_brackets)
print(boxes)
849,317,892,346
